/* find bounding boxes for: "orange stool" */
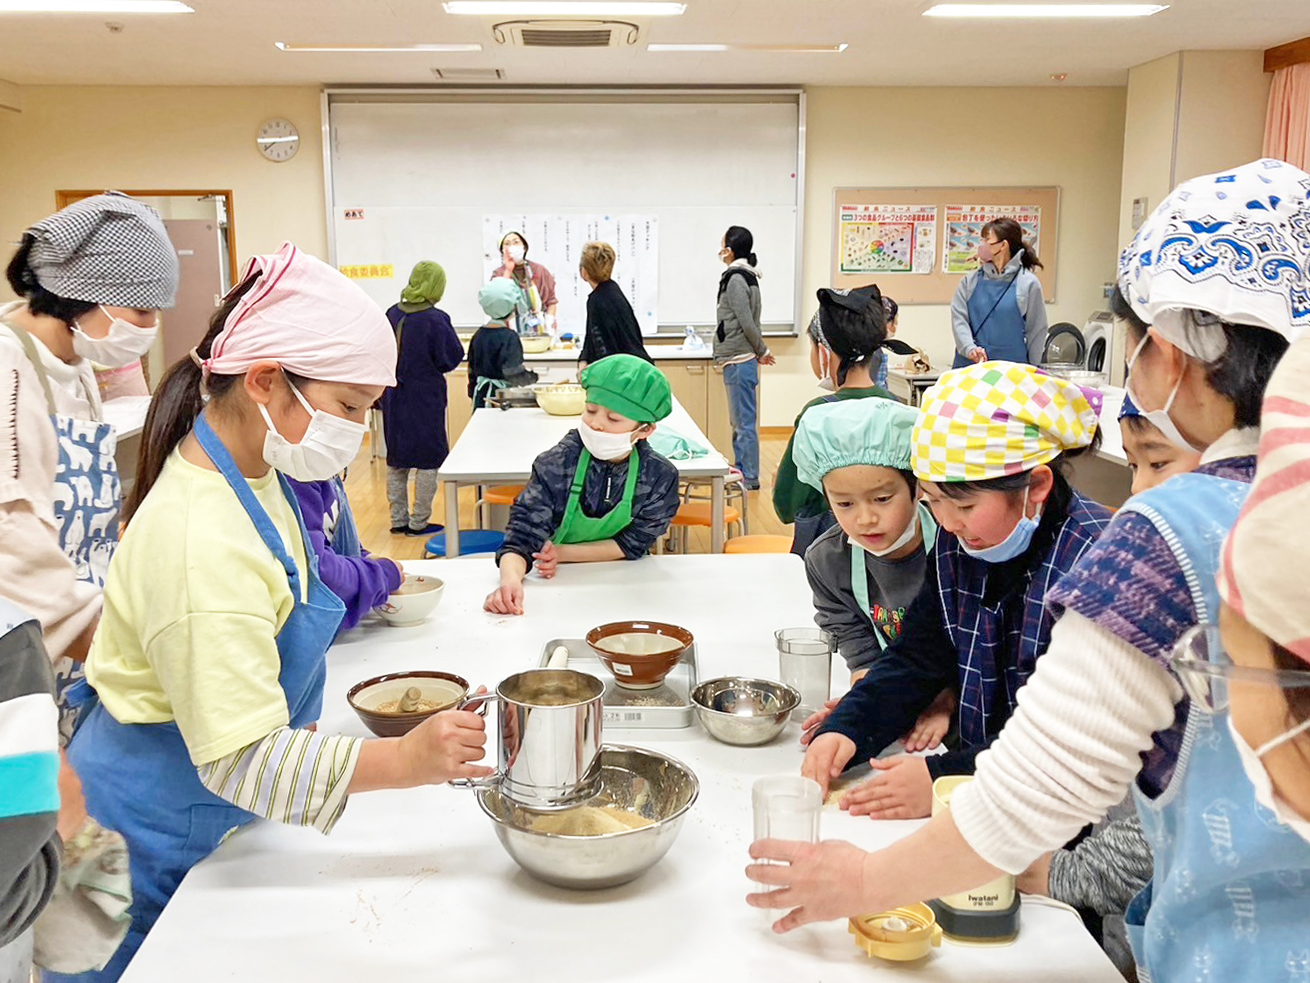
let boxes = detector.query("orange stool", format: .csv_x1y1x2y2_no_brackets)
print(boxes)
724,534,792,554
667,501,743,554
475,484,526,529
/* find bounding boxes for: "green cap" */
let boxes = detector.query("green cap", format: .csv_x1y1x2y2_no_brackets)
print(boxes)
793,397,919,491
479,278,520,320
401,260,447,305
580,354,672,424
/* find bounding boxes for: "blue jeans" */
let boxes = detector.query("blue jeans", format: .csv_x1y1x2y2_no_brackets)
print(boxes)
722,359,760,482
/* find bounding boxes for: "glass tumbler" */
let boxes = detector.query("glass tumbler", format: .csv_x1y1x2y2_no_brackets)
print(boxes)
751,775,822,916
775,627,833,720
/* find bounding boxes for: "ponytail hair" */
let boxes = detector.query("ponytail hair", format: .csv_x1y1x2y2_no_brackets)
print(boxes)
982,217,1043,271
723,225,757,267
5,235,98,323
123,276,257,525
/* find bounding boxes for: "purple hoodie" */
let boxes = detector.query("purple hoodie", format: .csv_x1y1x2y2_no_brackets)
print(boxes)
289,478,402,630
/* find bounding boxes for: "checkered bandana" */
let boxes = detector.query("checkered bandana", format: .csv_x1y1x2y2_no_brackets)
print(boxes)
25,191,178,309
912,361,1098,482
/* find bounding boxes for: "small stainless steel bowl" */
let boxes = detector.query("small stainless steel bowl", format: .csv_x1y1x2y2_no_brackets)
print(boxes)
690,676,800,747
476,744,699,890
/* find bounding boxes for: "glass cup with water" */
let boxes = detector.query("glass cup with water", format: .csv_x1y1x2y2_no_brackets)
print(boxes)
775,627,833,721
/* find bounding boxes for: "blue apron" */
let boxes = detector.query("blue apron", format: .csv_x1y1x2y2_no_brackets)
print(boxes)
56,414,345,982
953,271,1028,368
1118,473,1310,982
326,475,362,558
2,322,121,745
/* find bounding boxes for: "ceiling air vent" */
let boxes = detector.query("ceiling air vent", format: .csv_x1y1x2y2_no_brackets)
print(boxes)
492,20,640,48
430,67,506,81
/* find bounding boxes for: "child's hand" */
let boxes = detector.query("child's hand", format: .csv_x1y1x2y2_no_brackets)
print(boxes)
800,733,856,798
1017,851,1054,897
902,688,955,752
399,709,494,786
533,541,559,579
484,581,525,615
798,698,842,746
840,755,932,820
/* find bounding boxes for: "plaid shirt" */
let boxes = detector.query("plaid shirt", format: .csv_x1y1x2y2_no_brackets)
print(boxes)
938,489,1113,750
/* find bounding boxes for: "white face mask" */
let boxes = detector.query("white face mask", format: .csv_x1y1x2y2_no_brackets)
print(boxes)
853,507,920,558
506,244,526,263
258,377,366,482
1226,715,1310,845
71,306,158,368
578,418,638,461
817,346,836,393
1125,333,1202,453
959,486,1042,563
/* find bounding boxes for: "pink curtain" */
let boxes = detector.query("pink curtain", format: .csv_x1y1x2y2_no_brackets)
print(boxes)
1264,63,1310,170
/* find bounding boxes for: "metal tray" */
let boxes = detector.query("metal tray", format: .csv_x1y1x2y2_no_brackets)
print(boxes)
538,638,698,729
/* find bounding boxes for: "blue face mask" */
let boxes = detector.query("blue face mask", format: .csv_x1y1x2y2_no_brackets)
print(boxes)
959,487,1042,563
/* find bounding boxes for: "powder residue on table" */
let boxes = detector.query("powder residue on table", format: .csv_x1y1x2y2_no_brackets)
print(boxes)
529,806,654,836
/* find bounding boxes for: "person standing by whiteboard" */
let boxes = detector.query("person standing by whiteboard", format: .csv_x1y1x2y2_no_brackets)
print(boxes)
491,231,558,333
714,225,774,491
948,217,1048,368
577,241,651,372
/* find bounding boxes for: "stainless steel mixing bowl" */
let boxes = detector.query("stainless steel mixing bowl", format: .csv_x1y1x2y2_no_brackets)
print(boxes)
690,676,800,746
476,744,699,890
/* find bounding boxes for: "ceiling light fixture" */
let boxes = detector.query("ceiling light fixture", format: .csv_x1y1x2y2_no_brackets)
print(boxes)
647,42,847,52
275,41,483,52
0,0,192,10
923,4,1166,17
444,2,686,15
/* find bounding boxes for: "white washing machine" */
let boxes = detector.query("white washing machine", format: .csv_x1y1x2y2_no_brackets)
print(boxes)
1083,311,1115,375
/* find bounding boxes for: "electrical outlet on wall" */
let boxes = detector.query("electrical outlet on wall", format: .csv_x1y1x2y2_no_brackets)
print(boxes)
1132,197,1148,230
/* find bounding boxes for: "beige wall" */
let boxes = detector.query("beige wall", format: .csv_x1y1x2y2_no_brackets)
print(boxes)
0,85,327,289
775,85,1128,425
1118,53,1180,251
1174,50,1270,184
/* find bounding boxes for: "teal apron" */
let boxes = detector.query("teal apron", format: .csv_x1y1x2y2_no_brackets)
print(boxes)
54,413,346,982
552,448,640,545
850,502,938,651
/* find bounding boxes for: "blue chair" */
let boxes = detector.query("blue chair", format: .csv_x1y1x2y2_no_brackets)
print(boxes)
424,529,506,558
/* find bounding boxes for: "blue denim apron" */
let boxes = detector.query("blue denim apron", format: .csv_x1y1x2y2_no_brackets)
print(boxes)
1118,473,1310,982
953,272,1028,368
55,414,345,982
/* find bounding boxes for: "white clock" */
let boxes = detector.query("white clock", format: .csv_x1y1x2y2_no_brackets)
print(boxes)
256,117,299,162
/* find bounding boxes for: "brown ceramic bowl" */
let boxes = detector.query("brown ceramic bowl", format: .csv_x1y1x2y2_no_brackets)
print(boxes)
585,621,694,690
347,670,470,737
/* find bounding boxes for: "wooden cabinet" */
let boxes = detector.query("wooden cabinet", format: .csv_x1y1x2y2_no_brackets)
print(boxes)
707,363,733,457
660,360,709,431
447,368,473,447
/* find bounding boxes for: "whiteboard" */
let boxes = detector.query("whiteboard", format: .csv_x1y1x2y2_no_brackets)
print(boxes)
327,96,801,330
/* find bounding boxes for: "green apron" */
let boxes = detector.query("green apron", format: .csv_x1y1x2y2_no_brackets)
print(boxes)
553,448,641,545
851,502,937,651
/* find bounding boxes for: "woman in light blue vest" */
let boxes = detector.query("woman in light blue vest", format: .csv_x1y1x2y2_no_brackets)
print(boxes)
949,217,1048,368
748,160,1310,981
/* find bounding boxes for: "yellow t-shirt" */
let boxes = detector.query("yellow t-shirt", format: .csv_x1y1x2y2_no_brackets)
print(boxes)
87,448,311,765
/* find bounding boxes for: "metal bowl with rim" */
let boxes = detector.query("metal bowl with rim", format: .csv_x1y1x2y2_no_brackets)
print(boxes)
475,744,699,890
690,676,800,746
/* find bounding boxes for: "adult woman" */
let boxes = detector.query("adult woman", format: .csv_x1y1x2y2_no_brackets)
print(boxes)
577,241,651,371
714,225,774,490
0,192,178,737
381,260,465,535
59,245,491,981
773,286,894,554
949,217,1048,368
491,231,557,332
748,160,1308,979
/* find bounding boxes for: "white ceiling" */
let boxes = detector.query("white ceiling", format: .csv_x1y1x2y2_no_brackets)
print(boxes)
0,0,1307,88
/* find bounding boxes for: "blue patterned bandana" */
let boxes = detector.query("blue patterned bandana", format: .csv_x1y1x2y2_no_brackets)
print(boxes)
1119,158,1310,357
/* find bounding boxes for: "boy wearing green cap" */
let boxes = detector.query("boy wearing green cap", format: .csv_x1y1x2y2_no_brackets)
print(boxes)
468,278,537,408
486,355,681,615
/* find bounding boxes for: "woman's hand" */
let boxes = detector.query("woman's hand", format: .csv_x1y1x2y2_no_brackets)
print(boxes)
746,839,873,933
1017,851,1054,897
839,755,933,820
969,347,988,364
800,732,856,798
759,353,777,366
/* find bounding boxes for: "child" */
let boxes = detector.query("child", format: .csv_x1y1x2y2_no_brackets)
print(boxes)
773,287,895,555
790,398,955,752
1118,393,1202,495
60,244,491,982
467,278,537,409
287,475,403,631
485,354,681,616
802,361,1110,820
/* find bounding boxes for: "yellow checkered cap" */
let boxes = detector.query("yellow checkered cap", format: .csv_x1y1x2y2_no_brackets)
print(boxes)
911,361,1099,482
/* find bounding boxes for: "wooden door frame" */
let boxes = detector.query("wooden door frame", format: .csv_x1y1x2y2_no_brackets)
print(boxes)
54,189,238,288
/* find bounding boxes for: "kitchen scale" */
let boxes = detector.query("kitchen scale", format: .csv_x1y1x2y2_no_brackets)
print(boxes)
538,638,699,729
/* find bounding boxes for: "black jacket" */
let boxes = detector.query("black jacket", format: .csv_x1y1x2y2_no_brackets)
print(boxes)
579,280,652,366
